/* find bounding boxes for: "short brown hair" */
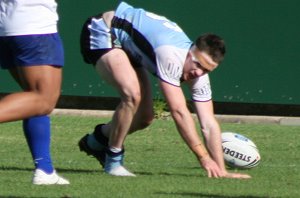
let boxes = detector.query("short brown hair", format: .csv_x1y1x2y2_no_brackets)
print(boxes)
195,33,226,63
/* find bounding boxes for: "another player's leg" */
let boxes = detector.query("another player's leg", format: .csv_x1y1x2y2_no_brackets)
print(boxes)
0,35,63,122
11,65,69,185
0,34,69,184
23,115,69,185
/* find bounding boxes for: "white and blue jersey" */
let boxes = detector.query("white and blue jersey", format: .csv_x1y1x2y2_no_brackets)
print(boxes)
82,1,212,101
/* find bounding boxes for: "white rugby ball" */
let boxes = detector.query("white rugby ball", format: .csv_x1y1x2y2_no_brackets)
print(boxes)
222,132,261,169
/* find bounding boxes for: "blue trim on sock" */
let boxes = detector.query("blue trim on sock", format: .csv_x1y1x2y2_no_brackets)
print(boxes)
104,149,125,172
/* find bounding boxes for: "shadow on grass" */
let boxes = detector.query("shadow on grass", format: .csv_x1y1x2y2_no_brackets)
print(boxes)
0,166,206,177
155,192,277,198
0,166,100,174
0,196,75,198
134,170,205,177
0,166,253,180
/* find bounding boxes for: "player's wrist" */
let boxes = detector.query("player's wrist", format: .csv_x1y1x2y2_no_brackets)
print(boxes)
193,143,210,160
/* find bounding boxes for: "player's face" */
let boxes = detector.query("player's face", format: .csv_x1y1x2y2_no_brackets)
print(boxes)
182,48,218,81
190,52,210,73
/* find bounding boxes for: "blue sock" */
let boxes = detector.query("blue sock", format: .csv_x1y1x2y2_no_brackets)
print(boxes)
105,149,125,172
23,115,54,174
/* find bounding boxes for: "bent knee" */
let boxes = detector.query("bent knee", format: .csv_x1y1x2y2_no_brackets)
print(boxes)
122,91,142,109
36,101,56,115
34,95,58,115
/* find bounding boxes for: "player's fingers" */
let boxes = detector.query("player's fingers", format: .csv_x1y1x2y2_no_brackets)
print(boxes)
207,171,211,178
238,174,251,179
225,172,251,179
209,169,221,178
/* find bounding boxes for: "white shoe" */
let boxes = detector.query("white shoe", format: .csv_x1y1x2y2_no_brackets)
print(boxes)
106,165,136,177
33,169,70,185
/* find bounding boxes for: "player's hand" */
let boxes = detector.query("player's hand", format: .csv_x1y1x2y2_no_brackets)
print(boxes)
200,157,251,179
199,156,225,178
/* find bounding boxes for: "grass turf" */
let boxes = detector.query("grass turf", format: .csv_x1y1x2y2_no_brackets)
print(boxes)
0,115,299,197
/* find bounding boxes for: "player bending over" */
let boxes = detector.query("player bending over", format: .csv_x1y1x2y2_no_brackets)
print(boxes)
79,1,250,179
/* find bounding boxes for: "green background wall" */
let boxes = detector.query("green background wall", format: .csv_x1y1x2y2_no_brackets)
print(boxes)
0,0,299,105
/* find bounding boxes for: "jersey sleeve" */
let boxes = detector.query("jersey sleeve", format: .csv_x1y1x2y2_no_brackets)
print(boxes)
155,45,187,86
188,74,212,102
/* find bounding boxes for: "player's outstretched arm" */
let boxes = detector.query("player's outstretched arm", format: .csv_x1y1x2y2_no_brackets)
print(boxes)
193,100,251,179
159,81,226,178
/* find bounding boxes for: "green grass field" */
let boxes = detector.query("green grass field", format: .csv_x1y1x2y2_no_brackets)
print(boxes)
0,114,299,198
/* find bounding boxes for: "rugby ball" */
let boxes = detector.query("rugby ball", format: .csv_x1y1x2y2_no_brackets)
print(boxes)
222,132,260,169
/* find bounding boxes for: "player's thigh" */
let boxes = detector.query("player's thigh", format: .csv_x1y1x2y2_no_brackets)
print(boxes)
11,34,63,102
95,49,141,99
18,65,62,103
8,67,25,89
4,34,63,92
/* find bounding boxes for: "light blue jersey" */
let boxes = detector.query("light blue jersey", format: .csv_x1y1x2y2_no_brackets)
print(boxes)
84,1,213,101
112,2,192,86
113,2,192,50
